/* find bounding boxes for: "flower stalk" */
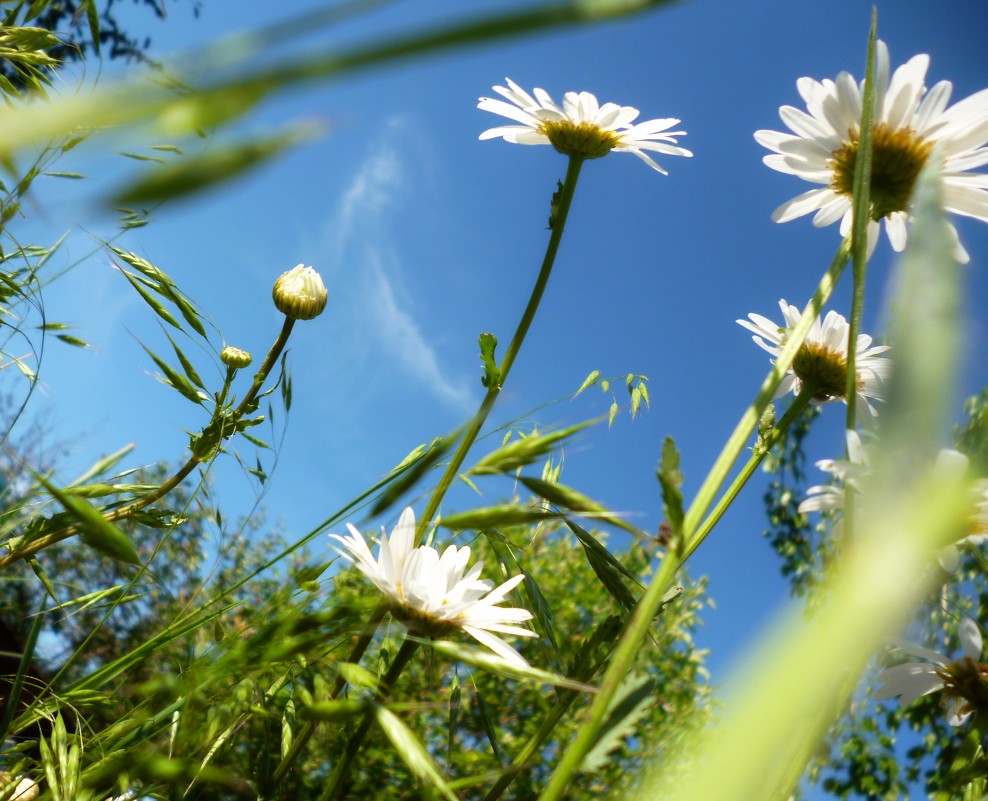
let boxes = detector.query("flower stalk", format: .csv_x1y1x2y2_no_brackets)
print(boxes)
417,155,585,538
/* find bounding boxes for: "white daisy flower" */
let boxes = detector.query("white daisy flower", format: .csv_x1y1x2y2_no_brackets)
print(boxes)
330,507,537,667
478,78,692,173
875,617,985,726
737,299,891,418
755,41,988,262
800,434,988,568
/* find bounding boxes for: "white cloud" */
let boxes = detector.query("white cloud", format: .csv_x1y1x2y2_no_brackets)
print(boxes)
322,118,477,415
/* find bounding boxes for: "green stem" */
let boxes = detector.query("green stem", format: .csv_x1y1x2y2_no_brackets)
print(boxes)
270,602,389,787
417,156,585,539
845,11,878,431
538,239,852,801
680,237,851,543
322,638,420,801
538,542,681,801
682,387,816,562
0,317,297,572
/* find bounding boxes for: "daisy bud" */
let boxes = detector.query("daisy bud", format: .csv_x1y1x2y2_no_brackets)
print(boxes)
273,264,327,321
220,346,252,369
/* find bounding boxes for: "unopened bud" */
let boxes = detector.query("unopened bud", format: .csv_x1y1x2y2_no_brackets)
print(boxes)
221,346,252,369
273,264,327,320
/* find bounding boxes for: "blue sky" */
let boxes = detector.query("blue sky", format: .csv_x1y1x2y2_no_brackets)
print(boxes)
17,0,988,699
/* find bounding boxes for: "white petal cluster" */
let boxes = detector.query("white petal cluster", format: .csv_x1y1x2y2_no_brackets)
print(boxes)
875,618,983,726
737,299,891,418
799,432,988,568
331,507,537,667
755,41,988,261
479,78,691,173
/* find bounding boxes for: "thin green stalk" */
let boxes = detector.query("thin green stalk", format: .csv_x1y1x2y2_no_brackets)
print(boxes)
538,542,681,801
417,156,585,538
682,387,816,562
270,602,389,787
845,10,878,431
322,638,420,801
680,237,851,544
0,316,297,572
539,238,852,801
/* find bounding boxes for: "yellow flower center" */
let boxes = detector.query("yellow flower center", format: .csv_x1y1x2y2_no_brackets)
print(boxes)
937,657,988,715
828,123,935,221
792,342,856,400
539,120,622,160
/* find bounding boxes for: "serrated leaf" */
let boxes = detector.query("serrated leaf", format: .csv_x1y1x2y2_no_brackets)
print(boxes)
581,674,657,773
630,386,642,418
479,331,499,388
657,436,684,535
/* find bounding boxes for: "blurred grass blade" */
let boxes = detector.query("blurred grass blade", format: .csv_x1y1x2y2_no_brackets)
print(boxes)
630,148,963,801
372,704,459,801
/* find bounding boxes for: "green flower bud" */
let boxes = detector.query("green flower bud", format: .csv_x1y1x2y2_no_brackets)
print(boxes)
273,264,327,320
221,346,253,369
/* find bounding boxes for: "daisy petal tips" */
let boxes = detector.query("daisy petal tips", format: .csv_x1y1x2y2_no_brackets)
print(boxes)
330,507,537,667
736,299,891,419
875,618,986,726
478,78,691,173
755,41,988,262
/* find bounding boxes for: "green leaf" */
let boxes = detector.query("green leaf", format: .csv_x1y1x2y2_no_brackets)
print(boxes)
565,520,639,613
479,331,499,388
164,331,205,389
139,342,207,403
112,128,311,206
371,431,460,516
657,436,684,537
581,674,657,773
299,700,367,722
55,334,89,347
373,705,459,801
35,474,140,565
468,420,594,476
116,267,183,331
520,476,645,539
608,400,619,428
439,505,557,531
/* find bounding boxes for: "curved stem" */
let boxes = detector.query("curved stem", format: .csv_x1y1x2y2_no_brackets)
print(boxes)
538,238,852,801
417,157,585,539
682,387,816,562
680,237,851,543
322,638,420,801
0,317,297,572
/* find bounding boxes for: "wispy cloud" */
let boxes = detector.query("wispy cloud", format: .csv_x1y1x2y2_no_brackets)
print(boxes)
320,117,477,416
